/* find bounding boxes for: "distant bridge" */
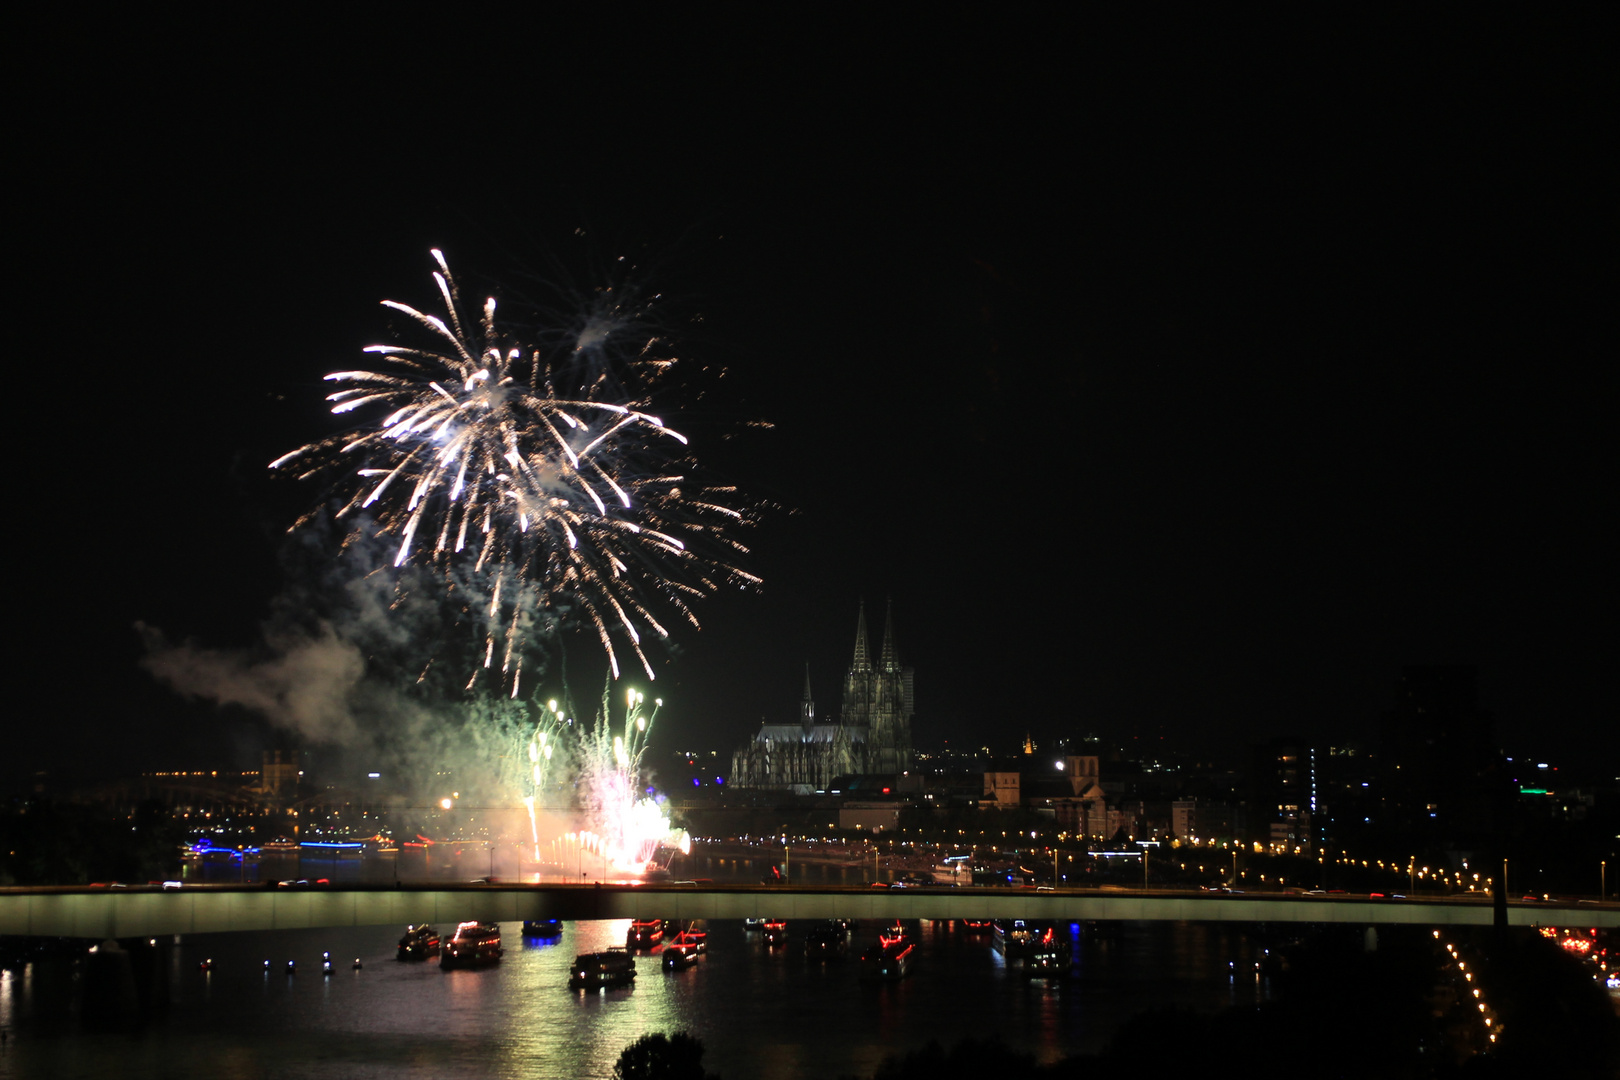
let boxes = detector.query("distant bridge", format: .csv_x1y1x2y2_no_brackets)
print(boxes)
1,884,1612,939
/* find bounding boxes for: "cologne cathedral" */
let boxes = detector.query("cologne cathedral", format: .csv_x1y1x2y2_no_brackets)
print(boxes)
730,600,914,793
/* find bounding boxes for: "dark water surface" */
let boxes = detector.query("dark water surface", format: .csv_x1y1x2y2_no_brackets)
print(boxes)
0,917,1274,1080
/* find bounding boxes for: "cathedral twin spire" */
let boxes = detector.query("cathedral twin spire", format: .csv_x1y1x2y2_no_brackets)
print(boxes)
849,597,900,676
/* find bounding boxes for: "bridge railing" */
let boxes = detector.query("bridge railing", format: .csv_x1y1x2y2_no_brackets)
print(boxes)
2,883,1613,939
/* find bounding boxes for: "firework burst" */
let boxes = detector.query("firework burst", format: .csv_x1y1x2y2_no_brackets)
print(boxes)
571,685,688,873
272,250,758,691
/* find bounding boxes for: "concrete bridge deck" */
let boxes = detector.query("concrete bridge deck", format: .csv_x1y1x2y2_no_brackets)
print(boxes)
3,884,1613,939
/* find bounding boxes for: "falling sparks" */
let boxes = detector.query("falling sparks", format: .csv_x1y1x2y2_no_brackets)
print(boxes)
272,250,758,691
573,686,687,873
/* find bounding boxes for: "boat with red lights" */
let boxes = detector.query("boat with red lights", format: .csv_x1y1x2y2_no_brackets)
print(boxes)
571,948,637,989
762,919,788,946
396,924,441,961
1023,925,1072,979
860,940,914,981
662,941,701,970
440,922,502,968
627,919,665,949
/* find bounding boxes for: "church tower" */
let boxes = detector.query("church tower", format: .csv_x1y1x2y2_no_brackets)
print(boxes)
799,663,815,736
840,598,914,774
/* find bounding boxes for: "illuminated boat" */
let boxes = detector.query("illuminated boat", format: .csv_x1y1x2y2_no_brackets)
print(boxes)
626,919,665,950
878,921,916,949
670,928,707,954
992,919,1045,959
662,941,701,970
570,948,637,989
860,940,914,981
522,919,563,937
396,924,440,961
440,921,502,968
1023,926,1072,979
762,919,788,946
961,920,993,934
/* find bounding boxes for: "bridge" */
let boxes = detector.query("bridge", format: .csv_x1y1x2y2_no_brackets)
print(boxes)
3,884,1613,939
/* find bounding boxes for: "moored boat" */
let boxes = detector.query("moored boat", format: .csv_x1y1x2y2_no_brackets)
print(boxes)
440,921,502,968
396,924,440,961
522,919,563,937
570,948,637,989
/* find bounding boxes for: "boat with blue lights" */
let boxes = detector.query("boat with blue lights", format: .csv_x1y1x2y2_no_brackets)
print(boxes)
522,919,563,937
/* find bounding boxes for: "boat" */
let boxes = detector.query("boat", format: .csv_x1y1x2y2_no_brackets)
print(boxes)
743,917,764,931
960,920,993,934
860,940,914,981
396,924,441,961
762,919,788,946
804,921,847,960
626,919,664,949
662,941,701,971
992,919,1046,959
670,928,707,954
522,919,563,937
440,921,502,968
1023,926,1072,979
570,948,637,989
878,921,916,949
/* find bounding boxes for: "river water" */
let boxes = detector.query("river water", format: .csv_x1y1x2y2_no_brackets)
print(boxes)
0,912,1276,1080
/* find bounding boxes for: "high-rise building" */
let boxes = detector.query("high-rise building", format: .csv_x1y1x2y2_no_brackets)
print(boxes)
1377,665,1503,845
1250,737,1317,849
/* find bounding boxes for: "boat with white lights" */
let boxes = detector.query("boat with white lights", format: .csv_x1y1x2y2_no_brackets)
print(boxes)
662,941,701,970
440,922,502,968
992,919,1046,959
571,948,637,989
396,924,441,961
1023,925,1072,979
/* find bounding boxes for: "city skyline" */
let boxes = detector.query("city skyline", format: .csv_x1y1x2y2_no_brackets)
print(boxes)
12,13,1608,787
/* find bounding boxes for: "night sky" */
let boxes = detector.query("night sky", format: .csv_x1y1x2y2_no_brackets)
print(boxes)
15,13,1609,786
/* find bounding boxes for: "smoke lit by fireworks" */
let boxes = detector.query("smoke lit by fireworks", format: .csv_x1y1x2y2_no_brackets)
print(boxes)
272,250,758,692
571,685,688,873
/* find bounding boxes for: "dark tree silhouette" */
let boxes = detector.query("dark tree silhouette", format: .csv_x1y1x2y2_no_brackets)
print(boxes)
613,1032,717,1080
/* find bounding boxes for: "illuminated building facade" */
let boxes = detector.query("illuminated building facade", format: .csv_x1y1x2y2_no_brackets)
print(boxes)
730,600,915,793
